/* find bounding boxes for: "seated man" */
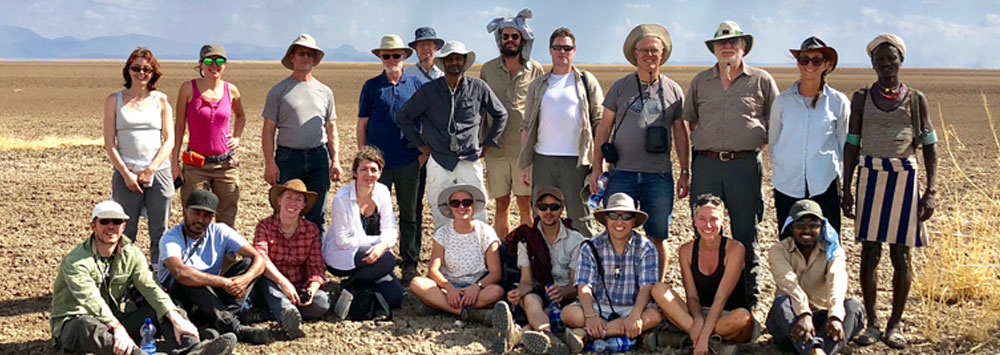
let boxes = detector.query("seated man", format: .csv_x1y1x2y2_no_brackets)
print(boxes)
767,200,865,355
560,193,662,353
158,189,270,345
51,200,236,355
492,186,585,354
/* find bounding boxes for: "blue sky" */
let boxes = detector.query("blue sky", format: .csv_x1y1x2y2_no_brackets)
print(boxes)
3,0,999,68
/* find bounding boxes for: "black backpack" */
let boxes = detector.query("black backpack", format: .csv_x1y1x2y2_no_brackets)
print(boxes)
346,283,392,321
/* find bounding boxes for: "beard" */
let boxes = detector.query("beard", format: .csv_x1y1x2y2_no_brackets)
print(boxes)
501,41,523,58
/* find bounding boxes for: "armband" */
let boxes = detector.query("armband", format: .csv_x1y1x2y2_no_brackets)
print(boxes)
846,134,861,146
921,130,938,145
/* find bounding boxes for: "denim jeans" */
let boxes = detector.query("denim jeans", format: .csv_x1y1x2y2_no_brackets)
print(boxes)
275,145,331,233
603,169,674,240
112,167,174,265
250,278,330,321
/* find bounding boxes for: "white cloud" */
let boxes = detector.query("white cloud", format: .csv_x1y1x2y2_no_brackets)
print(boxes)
987,14,1000,25
625,3,652,9
478,6,510,19
84,9,104,21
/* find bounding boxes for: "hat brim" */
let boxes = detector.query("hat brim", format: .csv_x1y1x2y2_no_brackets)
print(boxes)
624,25,672,67
282,43,325,70
789,47,838,72
705,34,754,56
593,209,648,227
94,211,130,220
269,185,318,216
408,38,445,50
437,184,486,219
371,47,414,58
434,51,475,73
188,205,217,214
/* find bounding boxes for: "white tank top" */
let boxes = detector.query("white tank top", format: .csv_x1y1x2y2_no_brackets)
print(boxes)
115,91,168,171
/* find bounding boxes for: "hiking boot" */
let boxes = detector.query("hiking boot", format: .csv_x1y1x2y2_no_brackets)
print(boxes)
523,330,568,355
187,332,237,355
563,328,586,354
237,307,271,325
642,323,689,351
401,263,419,285
488,303,522,354
234,325,270,345
198,327,220,341
279,306,305,340
460,306,491,326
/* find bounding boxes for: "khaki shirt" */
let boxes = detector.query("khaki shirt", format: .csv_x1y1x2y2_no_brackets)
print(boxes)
682,63,778,151
768,236,848,321
481,57,545,157
518,66,604,169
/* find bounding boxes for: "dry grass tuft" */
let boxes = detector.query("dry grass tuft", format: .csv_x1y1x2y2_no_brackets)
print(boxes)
913,92,1000,342
0,136,102,151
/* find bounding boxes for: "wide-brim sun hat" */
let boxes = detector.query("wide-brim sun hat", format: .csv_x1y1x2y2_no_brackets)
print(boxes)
371,34,414,58
281,33,325,70
593,192,648,227
437,184,487,219
704,21,754,55
623,24,672,66
790,36,838,72
409,26,445,50
434,40,476,73
269,179,318,216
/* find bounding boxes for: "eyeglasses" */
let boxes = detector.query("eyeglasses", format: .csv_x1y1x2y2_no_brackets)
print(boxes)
202,57,226,66
448,199,475,208
797,56,827,67
536,203,563,212
551,45,575,52
714,38,742,47
635,48,661,56
606,212,635,221
502,33,521,41
380,53,403,60
98,218,125,225
129,65,153,74
792,220,823,230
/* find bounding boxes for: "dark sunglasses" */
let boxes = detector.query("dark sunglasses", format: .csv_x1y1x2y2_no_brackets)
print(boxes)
797,56,827,67
98,218,125,225
448,199,475,208
202,57,226,66
714,37,742,46
502,33,521,41
380,53,403,60
129,65,153,74
551,45,575,52
606,212,635,221
536,203,563,212
792,220,823,230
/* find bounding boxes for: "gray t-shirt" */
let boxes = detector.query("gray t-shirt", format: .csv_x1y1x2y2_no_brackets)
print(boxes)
603,73,684,173
262,77,337,149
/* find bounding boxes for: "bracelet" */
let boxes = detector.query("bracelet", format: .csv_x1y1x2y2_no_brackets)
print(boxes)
922,130,938,145
846,134,861,146
584,314,598,319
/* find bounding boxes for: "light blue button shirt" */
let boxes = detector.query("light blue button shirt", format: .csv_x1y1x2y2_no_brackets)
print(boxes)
768,82,850,198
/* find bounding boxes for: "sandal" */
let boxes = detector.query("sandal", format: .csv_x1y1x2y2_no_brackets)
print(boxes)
854,325,882,346
882,327,907,349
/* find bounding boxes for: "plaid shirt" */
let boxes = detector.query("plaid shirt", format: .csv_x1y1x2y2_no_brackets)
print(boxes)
574,230,658,315
254,215,325,288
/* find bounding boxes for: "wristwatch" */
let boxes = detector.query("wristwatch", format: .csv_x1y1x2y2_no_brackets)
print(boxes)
476,281,484,288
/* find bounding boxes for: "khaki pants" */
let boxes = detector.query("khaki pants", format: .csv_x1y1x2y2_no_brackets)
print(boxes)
180,159,239,227
425,155,489,229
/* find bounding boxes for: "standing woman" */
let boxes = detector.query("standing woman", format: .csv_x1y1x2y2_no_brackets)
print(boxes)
769,37,849,234
171,44,246,229
103,47,174,264
842,33,937,349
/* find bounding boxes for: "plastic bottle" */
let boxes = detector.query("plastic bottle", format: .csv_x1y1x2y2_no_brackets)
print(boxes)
587,172,610,209
585,337,635,353
140,318,156,354
547,284,566,333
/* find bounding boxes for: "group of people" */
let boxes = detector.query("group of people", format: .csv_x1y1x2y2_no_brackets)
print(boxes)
50,8,938,355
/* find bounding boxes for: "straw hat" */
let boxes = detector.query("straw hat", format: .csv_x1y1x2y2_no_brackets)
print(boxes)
593,193,648,227
269,179,318,215
437,184,487,219
281,33,325,70
371,34,414,58
434,40,476,73
623,24,672,66
704,21,754,55
789,36,838,72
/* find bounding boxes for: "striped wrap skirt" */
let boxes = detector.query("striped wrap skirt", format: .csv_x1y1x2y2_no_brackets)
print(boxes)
854,155,927,247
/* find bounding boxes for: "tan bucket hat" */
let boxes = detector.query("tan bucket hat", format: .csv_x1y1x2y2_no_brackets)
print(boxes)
269,179,318,215
623,24,672,66
281,33,325,70
593,193,648,227
371,34,414,58
434,40,476,73
705,21,754,55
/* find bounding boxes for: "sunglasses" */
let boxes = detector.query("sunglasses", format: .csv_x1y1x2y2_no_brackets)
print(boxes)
792,220,823,230
448,199,475,208
606,212,635,221
380,53,403,60
98,218,125,225
129,65,153,74
714,37,742,47
536,203,563,212
202,57,226,66
502,33,521,41
635,48,661,56
797,56,827,67
551,45,575,52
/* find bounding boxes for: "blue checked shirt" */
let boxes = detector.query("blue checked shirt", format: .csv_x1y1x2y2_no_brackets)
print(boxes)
574,231,658,316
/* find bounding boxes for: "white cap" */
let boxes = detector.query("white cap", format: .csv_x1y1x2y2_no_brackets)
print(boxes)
91,200,130,220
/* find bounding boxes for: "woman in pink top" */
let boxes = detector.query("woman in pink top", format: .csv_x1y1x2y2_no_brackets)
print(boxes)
171,44,247,228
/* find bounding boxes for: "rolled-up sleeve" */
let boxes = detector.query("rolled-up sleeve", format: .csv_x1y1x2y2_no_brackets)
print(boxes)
827,249,848,321
306,229,326,286
768,244,812,317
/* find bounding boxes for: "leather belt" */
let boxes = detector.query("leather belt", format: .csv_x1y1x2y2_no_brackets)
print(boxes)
203,151,234,163
695,150,757,162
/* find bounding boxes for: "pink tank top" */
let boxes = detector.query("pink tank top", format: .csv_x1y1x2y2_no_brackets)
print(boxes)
185,79,232,155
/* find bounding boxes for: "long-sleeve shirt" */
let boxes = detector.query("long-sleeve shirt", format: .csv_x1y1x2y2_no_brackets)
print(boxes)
323,181,398,270
51,236,177,343
395,76,508,171
768,236,848,321
253,214,326,288
769,82,850,198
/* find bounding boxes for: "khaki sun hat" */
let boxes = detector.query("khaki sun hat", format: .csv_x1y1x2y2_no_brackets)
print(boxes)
434,40,476,73
533,186,565,204
281,33,325,70
437,184,487,219
371,34,414,58
623,24,672,66
269,179,318,215
593,193,648,227
705,20,754,55
790,36,838,72
866,33,906,58
200,44,226,59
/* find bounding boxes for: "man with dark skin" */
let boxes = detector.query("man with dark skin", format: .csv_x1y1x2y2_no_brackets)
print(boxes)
841,34,937,349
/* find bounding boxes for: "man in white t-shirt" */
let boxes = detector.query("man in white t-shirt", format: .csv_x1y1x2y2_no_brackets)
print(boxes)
517,27,604,238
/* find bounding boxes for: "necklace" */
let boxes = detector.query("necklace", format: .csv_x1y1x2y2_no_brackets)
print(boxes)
875,82,903,100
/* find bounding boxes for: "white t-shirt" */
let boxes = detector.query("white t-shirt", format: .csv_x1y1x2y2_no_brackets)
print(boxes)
433,220,500,285
536,72,582,156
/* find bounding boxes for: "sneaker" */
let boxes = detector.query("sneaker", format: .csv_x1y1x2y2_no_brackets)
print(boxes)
642,323,690,351
198,328,220,341
563,328,586,354
709,334,738,355
522,330,552,354
279,306,305,340
234,325,270,345
460,306,491,326
187,332,237,355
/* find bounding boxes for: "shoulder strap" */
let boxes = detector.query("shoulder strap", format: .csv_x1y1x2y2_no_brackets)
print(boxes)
909,88,923,148
855,87,868,137
579,69,593,109
583,239,603,277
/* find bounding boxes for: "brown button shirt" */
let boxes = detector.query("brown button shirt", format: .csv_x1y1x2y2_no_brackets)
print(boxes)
682,63,779,152
481,57,545,157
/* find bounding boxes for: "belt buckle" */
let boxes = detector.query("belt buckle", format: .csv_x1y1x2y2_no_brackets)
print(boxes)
719,151,733,161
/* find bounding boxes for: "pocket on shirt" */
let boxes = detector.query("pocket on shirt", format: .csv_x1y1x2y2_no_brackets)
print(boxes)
740,96,759,117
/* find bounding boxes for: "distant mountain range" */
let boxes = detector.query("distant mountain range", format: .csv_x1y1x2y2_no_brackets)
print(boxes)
0,25,377,62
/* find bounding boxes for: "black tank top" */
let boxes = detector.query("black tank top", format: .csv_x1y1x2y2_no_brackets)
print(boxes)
692,237,749,311
361,206,380,236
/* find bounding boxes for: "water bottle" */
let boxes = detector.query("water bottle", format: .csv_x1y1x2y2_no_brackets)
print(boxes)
547,284,566,333
585,337,635,353
587,172,610,209
140,318,156,354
